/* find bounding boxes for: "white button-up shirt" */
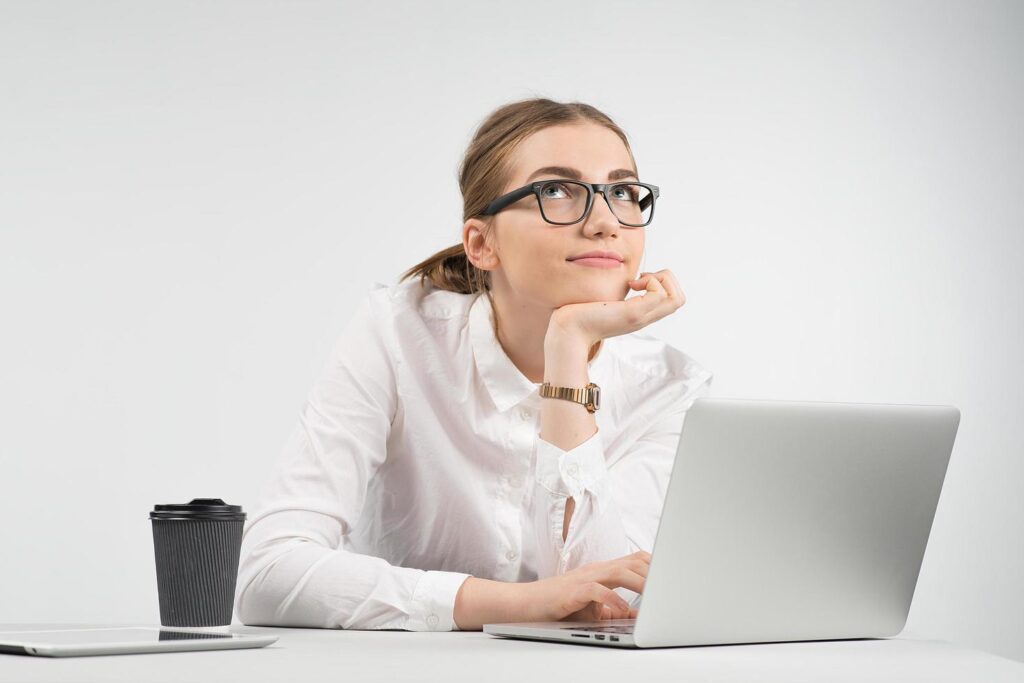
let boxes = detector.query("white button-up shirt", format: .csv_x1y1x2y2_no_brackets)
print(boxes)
235,278,713,631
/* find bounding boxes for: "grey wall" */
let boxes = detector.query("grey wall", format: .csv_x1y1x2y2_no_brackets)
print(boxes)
2,0,1021,663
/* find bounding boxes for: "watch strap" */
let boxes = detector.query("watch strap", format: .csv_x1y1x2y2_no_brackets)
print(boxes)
539,382,601,413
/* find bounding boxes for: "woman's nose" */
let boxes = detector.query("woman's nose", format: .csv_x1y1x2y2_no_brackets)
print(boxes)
582,192,620,235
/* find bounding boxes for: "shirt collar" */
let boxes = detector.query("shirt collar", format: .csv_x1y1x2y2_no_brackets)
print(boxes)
469,290,607,413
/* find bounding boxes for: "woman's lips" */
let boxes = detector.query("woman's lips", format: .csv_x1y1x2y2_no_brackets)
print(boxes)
569,257,623,269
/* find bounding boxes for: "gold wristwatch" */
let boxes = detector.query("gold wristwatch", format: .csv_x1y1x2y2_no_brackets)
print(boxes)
539,382,601,413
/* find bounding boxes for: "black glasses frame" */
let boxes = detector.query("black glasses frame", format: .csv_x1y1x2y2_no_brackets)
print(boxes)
479,179,660,227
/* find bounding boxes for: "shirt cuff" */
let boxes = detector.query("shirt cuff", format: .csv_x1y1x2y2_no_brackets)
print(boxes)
404,570,473,632
535,428,609,503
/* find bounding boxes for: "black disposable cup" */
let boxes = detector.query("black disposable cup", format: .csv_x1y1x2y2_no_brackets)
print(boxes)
150,498,246,627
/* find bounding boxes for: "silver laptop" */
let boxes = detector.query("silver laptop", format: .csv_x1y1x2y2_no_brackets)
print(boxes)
485,397,960,648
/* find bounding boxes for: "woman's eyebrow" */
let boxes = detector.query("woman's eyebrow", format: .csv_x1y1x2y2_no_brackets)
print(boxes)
526,166,639,182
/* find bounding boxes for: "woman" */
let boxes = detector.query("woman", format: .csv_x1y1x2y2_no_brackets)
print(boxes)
235,98,713,632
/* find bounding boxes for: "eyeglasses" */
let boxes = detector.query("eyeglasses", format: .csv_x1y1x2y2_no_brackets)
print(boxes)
479,179,660,227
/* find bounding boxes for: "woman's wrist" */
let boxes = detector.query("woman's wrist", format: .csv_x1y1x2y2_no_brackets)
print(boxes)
544,314,592,355
453,576,524,631
543,325,593,386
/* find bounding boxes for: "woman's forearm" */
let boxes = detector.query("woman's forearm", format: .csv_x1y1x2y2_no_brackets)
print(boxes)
541,328,599,540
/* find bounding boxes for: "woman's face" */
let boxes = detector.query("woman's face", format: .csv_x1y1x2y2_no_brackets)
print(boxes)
473,122,645,309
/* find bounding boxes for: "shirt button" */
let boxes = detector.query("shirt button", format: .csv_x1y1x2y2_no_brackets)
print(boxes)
506,549,518,561
518,408,532,421
509,475,523,488
567,463,580,477
426,614,439,628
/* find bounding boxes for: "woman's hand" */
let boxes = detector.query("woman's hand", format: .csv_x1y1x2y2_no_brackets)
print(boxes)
547,270,686,347
520,550,651,623
452,551,650,630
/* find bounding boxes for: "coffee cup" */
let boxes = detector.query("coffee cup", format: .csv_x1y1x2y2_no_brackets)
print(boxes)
150,498,246,627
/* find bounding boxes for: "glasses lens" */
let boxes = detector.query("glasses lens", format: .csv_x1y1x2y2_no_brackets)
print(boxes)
608,183,654,226
538,181,589,224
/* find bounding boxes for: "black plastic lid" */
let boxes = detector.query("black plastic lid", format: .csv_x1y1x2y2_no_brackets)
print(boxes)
150,498,246,521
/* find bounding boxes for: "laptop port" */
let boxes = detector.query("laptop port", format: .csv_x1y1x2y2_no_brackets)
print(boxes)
571,634,588,638
610,636,620,642
595,634,605,640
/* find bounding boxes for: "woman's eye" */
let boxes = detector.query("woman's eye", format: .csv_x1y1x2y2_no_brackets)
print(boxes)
612,186,638,202
541,183,570,199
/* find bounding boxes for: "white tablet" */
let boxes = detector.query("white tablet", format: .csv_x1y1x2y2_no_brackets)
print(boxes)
0,626,279,657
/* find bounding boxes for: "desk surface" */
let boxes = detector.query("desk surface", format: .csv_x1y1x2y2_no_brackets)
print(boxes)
2,623,1022,683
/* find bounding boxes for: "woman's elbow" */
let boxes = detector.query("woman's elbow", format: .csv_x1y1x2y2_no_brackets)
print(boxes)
233,539,290,626
233,565,275,626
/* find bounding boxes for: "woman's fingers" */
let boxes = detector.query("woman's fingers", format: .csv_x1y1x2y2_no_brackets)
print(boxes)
607,550,651,577
628,556,650,578
633,270,685,320
633,271,665,295
599,603,635,621
575,554,648,592
626,272,665,321
593,567,646,594
553,552,652,622
627,271,672,324
578,582,632,619
664,270,686,306
646,269,683,306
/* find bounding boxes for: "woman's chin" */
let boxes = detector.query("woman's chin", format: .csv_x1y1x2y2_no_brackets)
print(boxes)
556,285,628,306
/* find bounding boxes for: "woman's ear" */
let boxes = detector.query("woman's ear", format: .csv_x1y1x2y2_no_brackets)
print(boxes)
463,218,499,271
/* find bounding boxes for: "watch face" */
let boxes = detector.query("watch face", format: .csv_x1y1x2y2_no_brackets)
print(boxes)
591,386,601,411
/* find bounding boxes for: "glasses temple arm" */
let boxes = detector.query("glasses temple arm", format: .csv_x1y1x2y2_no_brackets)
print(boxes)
481,185,536,216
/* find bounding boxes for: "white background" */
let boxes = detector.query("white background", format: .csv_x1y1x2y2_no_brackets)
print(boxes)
1,0,1021,663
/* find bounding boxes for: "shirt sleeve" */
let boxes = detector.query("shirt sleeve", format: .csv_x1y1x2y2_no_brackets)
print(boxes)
234,286,472,631
529,369,713,607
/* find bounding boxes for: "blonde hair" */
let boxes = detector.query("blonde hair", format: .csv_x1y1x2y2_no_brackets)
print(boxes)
399,97,638,296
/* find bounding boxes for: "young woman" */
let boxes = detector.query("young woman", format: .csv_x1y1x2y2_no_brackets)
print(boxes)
235,98,713,632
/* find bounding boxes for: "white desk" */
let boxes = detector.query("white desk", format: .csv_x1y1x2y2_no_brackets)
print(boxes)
2,623,1022,682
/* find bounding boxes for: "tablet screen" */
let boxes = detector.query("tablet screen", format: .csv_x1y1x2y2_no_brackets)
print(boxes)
0,628,235,646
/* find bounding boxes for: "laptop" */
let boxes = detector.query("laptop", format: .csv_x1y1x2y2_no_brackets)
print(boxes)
484,397,960,648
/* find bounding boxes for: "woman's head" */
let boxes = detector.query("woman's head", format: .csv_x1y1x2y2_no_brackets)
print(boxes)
401,98,645,308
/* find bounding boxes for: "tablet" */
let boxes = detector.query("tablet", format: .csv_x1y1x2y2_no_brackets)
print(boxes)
0,626,279,657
